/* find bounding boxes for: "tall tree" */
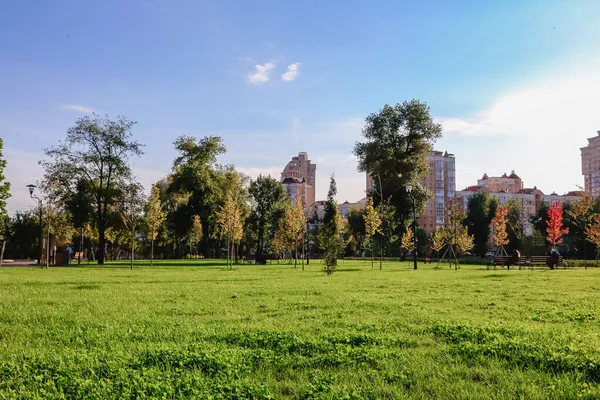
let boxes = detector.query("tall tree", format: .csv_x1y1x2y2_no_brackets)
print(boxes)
319,176,343,275
145,184,166,266
168,135,226,257
354,100,443,225
248,175,288,263
363,197,381,269
546,201,569,247
41,115,143,264
118,180,145,269
465,192,497,256
216,190,244,270
505,198,524,252
0,139,10,266
286,197,306,269
64,179,94,264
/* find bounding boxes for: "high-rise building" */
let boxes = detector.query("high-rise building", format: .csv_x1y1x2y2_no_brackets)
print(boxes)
419,151,456,234
280,152,316,205
581,131,600,198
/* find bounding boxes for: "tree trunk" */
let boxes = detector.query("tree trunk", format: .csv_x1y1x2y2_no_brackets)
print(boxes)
0,240,5,267
371,239,374,269
98,221,106,265
130,230,134,270
379,238,382,270
151,239,154,266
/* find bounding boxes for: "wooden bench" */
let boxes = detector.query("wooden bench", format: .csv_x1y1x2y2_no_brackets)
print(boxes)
528,255,564,269
488,256,527,270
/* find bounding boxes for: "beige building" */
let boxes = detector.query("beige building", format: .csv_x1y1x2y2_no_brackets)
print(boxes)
419,151,456,233
581,131,600,198
280,152,316,206
477,171,523,193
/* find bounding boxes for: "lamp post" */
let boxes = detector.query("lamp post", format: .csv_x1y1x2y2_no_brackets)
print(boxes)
406,184,417,270
26,184,47,268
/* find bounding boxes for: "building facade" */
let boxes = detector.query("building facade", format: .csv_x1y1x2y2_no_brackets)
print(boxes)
280,152,316,206
477,171,523,193
581,131,600,198
418,151,456,233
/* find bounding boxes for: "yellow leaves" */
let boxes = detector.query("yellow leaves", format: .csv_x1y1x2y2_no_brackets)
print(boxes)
429,228,446,252
585,214,600,248
146,184,166,241
190,215,203,243
364,198,382,237
492,206,509,247
216,190,244,243
400,226,414,252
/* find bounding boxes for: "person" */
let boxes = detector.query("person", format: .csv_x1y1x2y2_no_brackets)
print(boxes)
510,249,521,268
66,246,73,264
547,248,560,269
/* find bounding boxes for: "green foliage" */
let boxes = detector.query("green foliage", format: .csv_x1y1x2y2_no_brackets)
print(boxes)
319,176,343,274
248,175,288,257
465,192,496,256
41,114,143,264
0,138,11,232
354,100,442,224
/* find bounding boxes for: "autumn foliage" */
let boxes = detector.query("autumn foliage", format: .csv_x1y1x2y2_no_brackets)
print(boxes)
492,206,509,247
546,201,569,246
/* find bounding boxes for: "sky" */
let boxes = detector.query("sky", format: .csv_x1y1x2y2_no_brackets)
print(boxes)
2,0,600,214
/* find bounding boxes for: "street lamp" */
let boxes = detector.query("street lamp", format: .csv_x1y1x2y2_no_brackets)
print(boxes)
26,184,47,268
406,184,417,270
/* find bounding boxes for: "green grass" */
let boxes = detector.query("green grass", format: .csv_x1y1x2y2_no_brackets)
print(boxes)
2,260,600,399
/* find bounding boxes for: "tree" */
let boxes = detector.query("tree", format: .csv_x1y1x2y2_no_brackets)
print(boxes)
400,226,414,260
546,201,569,247
465,192,497,256
216,190,243,270
505,198,524,252
118,180,145,269
286,198,306,269
145,184,166,266
354,100,443,225
168,135,226,258
319,176,343,275
585,215,600,263
41,115,143,264
346,207,366,257
492,206,510,254
0,139,10,266
64,179,94,264
440,198,474,269
248,175,288,264
429,227,446,256
567,192,596,264
189,215,203,257
363,198,381,269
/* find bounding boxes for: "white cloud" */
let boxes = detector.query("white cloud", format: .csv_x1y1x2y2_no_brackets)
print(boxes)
281,63,300,82
435,64,600,195
60,104,95,113
246,63,275,84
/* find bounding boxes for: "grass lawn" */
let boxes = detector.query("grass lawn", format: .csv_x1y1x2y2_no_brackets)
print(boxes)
1,259,600,399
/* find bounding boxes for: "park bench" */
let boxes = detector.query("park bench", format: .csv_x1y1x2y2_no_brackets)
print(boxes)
528,255,564,269
488,255,526,270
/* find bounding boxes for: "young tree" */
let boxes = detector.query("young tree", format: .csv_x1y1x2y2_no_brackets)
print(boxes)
585,215,600,263
145,184,166,266
189,215,203,257
567,192,596,264
0,139,10,266
286,197,306,269
546,201,569,247
505,198,524,252
216,190,243,270
354,100,442,225
363,197,381,269
429,227,446,256
41,115,143,264
400,226,414,260
319,176,343,275
118,180,145,269
441,198,474,269
492,206,510,255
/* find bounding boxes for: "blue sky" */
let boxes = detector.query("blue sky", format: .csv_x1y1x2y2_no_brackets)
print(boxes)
2,0,600,213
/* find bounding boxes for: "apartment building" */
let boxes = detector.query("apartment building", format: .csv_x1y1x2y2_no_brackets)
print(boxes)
419,151,456,234
581,131,600,198
280,152,316,206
